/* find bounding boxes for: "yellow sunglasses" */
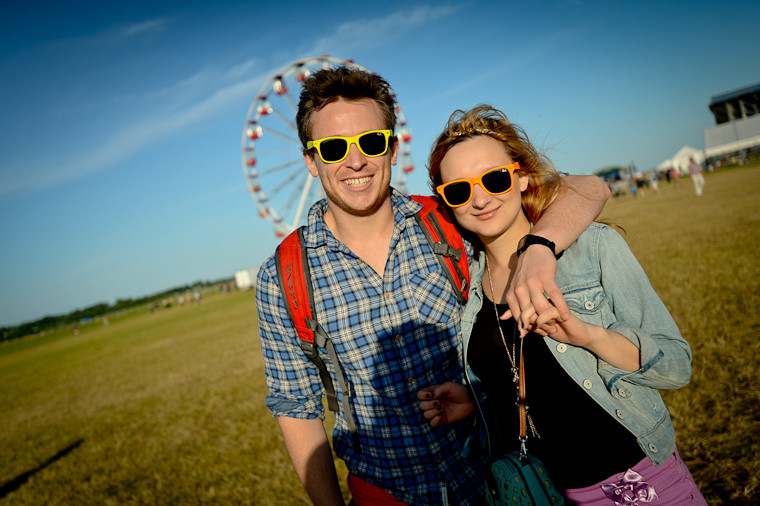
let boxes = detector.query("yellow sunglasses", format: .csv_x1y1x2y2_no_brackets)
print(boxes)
306,129,392,163
436,162,520,207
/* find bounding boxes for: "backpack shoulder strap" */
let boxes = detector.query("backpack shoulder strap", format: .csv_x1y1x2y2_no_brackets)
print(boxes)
274,227,361,448
275,228,339,411
411,195,470,304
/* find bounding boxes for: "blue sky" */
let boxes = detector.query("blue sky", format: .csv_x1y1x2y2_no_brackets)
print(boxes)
1,0,758,327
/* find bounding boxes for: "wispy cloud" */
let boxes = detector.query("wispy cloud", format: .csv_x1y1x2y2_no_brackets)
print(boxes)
0,4,466,198
0,61,266,197
120,18,170,38
307,4,462,58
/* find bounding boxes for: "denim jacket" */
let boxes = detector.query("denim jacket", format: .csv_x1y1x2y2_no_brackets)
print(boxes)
461,222,692,465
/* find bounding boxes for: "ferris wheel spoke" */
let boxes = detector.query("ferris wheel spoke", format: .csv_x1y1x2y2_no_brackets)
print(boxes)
258,157,304,176
261,126,301,144
269,164,310,196
280,88,298,115
272,107,297,132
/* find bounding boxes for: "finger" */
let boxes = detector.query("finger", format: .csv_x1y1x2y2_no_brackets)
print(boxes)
528,282,553,315
544,285,570,321
518,304,536,335
536,307,561,328
499,308,513,321
512,283,532,314
418,400,437,411
416,389,434,401
423,409,439,421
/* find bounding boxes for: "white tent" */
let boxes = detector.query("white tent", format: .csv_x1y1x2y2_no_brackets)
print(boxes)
656,146,705,175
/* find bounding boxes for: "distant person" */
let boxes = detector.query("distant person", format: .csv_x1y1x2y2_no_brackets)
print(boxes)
650,171,659,193
418,105,706,504
671,166,680,187
629,178,638,197
688,156,705,196
255,66,610,505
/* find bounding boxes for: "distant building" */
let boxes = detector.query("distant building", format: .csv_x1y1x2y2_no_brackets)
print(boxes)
235,267,259,291
704,82,760,162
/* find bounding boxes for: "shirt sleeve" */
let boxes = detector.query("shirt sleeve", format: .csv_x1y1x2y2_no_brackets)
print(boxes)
255,257,326,419
595,226,693,390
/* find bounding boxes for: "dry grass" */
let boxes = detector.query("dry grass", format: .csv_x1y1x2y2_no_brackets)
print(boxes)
600,165,760,503
0,165,757,504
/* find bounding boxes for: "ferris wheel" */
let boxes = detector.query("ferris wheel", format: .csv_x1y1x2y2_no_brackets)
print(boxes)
241,56,415,237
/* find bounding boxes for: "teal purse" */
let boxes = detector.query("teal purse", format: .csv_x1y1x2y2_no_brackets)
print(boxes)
485,451,563,505
482,332,564,505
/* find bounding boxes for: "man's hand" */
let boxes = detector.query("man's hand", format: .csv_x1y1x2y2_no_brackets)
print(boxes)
503,174,610,335
505,244,570,337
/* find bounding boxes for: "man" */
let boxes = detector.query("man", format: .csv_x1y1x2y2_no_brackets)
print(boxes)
688,156,705,196
255,66,609,505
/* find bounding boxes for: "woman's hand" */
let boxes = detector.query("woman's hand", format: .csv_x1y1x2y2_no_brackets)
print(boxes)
417,382,475,427
507,305,641,372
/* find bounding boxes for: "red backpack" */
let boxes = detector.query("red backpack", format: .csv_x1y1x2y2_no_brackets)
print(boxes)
274,195,469,446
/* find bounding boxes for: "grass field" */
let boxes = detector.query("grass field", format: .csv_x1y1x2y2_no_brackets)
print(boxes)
1,164,758,504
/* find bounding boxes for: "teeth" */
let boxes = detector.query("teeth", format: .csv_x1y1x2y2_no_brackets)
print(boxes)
345,176,370,187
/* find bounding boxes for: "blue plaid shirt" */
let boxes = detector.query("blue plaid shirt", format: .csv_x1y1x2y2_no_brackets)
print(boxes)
256,190,485,505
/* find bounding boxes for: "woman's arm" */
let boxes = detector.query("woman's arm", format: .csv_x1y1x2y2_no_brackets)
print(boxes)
532,311,642,372
596,226,692,388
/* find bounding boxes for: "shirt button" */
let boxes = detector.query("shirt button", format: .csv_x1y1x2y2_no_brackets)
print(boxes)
395,334,401,341
582,379,592,389
407,377,414,384
616,409,625,419
437,458,443,465
556,343,568,353
385,292,391,298
648,443,658,453
584,301,594,310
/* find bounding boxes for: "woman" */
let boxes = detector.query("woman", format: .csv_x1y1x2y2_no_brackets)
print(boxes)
418,105,706,504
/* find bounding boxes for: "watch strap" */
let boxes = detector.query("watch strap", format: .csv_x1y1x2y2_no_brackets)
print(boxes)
516,234,564,260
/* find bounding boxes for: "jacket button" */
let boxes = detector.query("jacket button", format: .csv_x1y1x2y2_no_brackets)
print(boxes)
584,301,594,310
617,389,626,397
616,409,625,419
648,443,658,453
582,379,592,389
557,343,568,353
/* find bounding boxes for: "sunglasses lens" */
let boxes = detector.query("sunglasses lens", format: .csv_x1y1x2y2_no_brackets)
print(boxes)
358,131,388,156
482,168,513,194
443,182,472,207
319,138,349,162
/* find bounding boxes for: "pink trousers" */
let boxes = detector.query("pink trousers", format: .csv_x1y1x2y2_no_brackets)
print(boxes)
562,447,707,505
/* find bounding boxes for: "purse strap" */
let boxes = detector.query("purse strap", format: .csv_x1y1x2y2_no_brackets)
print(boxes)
518,337,528,461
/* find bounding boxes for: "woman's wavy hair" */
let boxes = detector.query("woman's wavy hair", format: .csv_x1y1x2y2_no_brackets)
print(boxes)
428,105,563,225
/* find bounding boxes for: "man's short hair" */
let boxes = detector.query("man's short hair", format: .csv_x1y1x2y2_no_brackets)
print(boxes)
296,66,397,152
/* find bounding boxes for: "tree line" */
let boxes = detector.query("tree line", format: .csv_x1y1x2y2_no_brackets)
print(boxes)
1,278,231,343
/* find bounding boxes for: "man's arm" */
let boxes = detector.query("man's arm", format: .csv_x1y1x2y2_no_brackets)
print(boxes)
279,417,345,506
506,174,610,329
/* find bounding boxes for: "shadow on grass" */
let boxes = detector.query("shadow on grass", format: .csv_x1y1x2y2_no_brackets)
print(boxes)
0,439,84,499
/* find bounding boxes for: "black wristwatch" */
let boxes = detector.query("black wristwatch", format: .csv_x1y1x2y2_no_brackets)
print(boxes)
516,234,564,260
